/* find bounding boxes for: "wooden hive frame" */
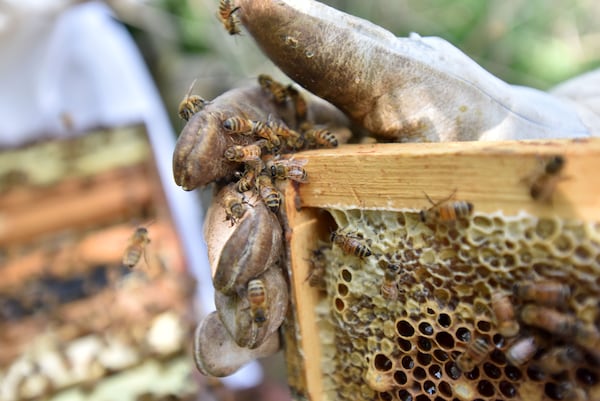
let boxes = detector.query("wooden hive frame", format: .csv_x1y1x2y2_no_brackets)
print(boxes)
282,137,600,401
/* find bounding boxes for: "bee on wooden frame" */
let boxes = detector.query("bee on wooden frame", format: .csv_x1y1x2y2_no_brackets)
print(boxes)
267,157,308,183
419,190,473,224
178,79,210,121
218,0,241,35
247,279,267,326
303,128,338,148
306,247,328,290
330,231,372,258
522,155,567,203
123,227,151,268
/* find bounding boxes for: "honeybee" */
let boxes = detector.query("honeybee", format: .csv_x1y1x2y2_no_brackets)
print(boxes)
258,74,288,104
247,279,267,326
178,79,209,121
267,120,304,149
330,231,372,258
218,0,241,35
224,141,264,163
256,174,281,212
514,280,571,307
123,227,151,268
520,305,577,337
378,260,400,301
306,247,327,289
505,336,537,366
491,292,520,338
223,191,250,226
419,190,473,224
456,337,493,372
523,155,566,202
573,321,600,356
303,128,338,148
222,116,253,134
534,346,582,375
235,167,257,192
252,121,281,150
286,85,308,121
268,158,308,183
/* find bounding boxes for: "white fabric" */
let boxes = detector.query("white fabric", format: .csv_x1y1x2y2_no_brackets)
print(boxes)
0,1,260,389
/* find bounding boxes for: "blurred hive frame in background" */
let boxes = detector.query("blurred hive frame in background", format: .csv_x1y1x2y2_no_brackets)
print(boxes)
0,127,199,401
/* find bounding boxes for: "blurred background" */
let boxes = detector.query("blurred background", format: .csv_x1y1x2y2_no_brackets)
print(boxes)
0,1,598,401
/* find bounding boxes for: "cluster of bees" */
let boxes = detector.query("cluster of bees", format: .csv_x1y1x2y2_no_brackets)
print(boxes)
178,72,337,229
454,279,596,398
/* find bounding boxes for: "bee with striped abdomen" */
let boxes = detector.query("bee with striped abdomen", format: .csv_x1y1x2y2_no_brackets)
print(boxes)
456,337,493,372
330,231,372,258
378,259,400,301
304,128,338,148
222,116,253,135
252,120,281,151
258,74,288,104
218,0,241,35
256,174,281,212
178,79,209,121
419,190,473,224
223,141,265,163
235,167,257,193
267,158,308,183
514,280,571,308
267,119,305,149
523,155,567,203
223,190,250,226
491,292,520,338
247,279,267,326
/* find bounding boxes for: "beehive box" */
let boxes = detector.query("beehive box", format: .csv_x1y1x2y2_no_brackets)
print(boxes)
282,138,600,401
0,127,198,401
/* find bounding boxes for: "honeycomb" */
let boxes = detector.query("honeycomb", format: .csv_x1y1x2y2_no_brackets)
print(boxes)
315,208,600,401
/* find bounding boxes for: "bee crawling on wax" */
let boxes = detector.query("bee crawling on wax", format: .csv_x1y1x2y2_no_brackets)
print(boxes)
419,189,473,225
456,337,493,372
378,259,400,301
491,291,520,338
330,231,372,258
122,227,151,268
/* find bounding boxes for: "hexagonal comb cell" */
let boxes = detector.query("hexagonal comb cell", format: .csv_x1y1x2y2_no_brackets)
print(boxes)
313,209,600,401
